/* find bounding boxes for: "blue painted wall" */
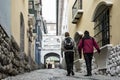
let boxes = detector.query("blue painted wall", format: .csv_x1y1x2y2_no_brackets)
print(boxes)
0,0,11,36
35,24,42,65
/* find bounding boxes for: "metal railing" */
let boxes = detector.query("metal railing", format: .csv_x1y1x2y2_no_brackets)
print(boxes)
72,0,82,18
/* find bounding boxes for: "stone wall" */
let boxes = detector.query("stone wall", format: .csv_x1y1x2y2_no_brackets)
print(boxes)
76,44,120,77
93,44,120,77
0,25,38,79
106,45,120,76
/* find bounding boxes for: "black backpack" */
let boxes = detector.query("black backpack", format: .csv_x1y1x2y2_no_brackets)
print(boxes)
64,37,74,50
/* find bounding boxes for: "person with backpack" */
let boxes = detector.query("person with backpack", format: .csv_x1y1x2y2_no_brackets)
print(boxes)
78,30,100,76
61,32,76,76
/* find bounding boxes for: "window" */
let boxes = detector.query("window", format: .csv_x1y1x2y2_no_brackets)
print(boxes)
29,2,33,9
94,8,110,47
72,0,82,18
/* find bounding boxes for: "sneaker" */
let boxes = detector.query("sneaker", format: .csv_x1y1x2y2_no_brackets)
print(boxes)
84,74,92,76
66,74,70,76
71,71,75,75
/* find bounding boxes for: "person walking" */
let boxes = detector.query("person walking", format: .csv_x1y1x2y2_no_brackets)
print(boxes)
61,32,76,76
78,30,100,76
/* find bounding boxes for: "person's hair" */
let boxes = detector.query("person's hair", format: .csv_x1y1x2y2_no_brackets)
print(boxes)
83,30,91,38
84,30,89,36
65,32,70,37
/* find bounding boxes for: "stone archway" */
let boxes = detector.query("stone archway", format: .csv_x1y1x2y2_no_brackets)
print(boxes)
92,1,113,22
44,52,60,68
20,12,25,59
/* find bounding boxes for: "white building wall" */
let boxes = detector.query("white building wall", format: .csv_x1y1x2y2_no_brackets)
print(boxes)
41,35,62,64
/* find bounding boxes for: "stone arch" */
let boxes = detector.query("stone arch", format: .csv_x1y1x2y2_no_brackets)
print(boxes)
92,1,113,22
44,52,60,64
20,12,25,58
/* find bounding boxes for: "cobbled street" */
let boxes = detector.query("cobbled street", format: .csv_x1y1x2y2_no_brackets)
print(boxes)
2,68,120,80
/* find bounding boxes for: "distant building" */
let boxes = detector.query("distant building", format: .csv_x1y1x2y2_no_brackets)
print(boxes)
29,0,47,66
46,22,56,35
41,34,62,68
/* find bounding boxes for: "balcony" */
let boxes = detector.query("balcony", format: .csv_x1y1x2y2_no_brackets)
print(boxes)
34,0,42,12
72,0,83,24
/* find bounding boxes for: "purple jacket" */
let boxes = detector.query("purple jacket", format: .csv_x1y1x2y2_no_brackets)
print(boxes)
78,38,100,54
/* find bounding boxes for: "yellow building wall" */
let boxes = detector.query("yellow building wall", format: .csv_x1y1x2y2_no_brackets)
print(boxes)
68,0,94,38
68,0,77,38
110,0,120,45
68,0,120,46
11,0,29,55
91,0,120,46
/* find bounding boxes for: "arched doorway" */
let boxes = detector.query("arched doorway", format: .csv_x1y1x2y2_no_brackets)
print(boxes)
92,1,113,70
44,53,60,68
92,1,112,47
20,13,25,59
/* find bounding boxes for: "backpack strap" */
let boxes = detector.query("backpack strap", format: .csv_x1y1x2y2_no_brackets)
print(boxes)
91,37,95,46
82,38,84,48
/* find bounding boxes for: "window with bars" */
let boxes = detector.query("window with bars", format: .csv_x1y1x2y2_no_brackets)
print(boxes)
29,1,33,9
94,8,110,47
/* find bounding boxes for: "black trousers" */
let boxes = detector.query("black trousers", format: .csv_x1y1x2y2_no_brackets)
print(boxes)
83,53,93,75
65,51,74,74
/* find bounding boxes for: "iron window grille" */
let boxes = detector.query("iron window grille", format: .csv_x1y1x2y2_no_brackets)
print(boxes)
94,8,110,47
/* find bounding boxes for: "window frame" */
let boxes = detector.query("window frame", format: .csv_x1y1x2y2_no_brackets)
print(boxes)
94,8,110,47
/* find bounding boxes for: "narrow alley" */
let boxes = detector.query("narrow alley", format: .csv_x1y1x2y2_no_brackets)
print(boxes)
2,68,120,80
1,0,120,80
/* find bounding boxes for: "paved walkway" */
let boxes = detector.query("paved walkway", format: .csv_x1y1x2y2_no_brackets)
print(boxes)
2,68,120,80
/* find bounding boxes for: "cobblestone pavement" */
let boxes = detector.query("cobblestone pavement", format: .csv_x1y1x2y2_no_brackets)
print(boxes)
2,68,120,80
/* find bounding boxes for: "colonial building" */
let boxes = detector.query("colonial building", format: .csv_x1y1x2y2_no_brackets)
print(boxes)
0,0,39,79
29,0,48,67
58,0,120,76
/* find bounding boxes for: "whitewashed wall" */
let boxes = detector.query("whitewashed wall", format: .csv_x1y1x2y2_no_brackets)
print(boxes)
41,35,62,64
